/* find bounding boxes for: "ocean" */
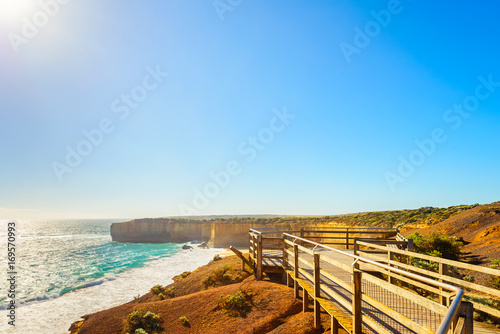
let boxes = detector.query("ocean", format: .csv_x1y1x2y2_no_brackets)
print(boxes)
0,219,225,334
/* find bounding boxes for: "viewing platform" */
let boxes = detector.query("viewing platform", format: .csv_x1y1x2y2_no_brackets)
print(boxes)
241,227,500,334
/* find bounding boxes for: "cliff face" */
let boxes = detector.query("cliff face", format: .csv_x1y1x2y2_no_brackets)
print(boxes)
110,219,271,247
110,219,213,244
110,218,341,247
210,223,264,247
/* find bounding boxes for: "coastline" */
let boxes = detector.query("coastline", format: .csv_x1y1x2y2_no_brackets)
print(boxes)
1,245,225,334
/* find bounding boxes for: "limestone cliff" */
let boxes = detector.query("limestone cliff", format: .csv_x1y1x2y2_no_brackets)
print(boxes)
111,219,210,243
110,218,268,247
110,217,344,247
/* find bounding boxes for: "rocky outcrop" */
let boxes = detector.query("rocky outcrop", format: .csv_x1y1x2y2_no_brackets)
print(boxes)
198,241,209,249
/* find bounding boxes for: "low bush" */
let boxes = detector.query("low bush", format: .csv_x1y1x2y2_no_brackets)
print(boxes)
164,286,175,297
131,329,147,334
489,260,500,289
124,308,162,334
203,265,232,288
218,290,250,316
462,275,475,283
408,232,463,260
150,285,174,300
150,285,163,295
219,291,246,310
179,316,189,326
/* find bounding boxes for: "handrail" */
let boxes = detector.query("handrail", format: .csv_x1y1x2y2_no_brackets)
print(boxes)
250,227,398,237
358,240,500,277
282,233,464,334
250,226,397,231
251,226,398,231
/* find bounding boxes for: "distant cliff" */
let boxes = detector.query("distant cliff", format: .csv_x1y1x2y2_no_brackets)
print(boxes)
110,218,273,247
110,216,340,247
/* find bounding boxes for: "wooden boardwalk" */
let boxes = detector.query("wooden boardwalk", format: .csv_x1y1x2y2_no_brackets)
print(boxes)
260,247,500,334
287,249,443,334
248,227,500,334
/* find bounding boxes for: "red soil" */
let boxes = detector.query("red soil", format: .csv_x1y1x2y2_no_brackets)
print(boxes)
70,255,340,334
403,201,500,263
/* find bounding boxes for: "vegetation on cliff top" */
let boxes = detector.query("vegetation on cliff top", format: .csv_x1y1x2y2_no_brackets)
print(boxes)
123,204,478,228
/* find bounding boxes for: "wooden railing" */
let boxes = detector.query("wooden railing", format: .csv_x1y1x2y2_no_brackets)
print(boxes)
250,226,398,249
248,227,472,334
356,239,500,322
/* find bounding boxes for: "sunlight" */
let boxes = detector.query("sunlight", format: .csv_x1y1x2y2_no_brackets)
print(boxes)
0,0,36,23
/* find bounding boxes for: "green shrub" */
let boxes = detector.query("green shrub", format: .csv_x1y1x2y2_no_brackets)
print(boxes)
489,260,500,289
408,232,462,260
219,291,246,310
179,316,189,326
203,265,232,288
490,260,500,269
150,285,174,299
181,271,191,278
218,291,249,316
462,275,475,283
164,286,175,297
125,308,162,334
150,285,163,295
213,254,222,261
129,329,148,334
411,259,439,273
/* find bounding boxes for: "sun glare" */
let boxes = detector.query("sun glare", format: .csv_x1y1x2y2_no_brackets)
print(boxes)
0,0,36,23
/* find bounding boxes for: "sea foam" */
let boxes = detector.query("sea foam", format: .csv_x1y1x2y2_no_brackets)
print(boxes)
0,246,225,334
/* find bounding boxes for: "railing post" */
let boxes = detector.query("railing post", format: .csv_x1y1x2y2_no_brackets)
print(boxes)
388,249,394,284
282,234,287,268
252,234,256,264
257,234,263,280
314,253,321,330
460,301,474,334
352,257,362,333
407,238,414,251
294,244,299,298
346,228,350,249
331,316,339,334
249,232,251,260
282,234,288,284
303,289,309,312
439,262,449,306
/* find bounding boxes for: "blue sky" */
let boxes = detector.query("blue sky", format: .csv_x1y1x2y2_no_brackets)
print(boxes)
1,0,499,219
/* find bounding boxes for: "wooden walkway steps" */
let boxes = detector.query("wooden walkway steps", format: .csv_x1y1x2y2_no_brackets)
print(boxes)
286,269,356,334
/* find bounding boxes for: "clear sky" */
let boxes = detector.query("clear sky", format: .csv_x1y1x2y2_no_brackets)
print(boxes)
1,0,499,219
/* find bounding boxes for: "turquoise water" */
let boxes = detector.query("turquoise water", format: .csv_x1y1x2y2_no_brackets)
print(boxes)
0,219,182,307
